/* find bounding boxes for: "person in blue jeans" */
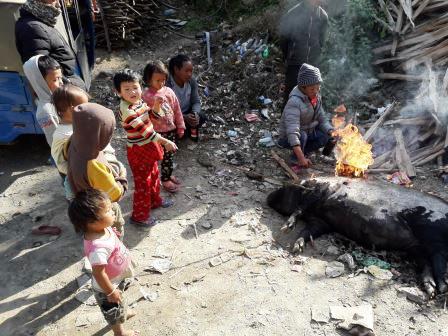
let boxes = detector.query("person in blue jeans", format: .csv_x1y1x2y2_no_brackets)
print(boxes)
277,63,333,168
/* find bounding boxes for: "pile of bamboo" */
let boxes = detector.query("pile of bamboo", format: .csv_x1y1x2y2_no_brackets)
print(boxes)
373,0,448,81
95,0,168,50
363,84,447,176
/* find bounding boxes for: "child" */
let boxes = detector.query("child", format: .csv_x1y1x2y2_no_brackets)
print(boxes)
68,189,137,336
51,84,120,199
142,60,185,193
278,63,333,168
23,55,63,146
67,102,127,235
166,54,205,142
51,85,89,178
113,69,177,227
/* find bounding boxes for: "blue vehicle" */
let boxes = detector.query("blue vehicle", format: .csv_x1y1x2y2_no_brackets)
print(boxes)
0,0,94,144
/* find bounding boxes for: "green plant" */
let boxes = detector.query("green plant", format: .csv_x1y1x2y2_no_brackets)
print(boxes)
320,0,382,108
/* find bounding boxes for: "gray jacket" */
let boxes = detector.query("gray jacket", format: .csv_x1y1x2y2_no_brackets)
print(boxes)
166,75,201,114
279,87,332,146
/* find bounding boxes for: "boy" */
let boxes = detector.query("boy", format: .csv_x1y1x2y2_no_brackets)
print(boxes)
113,69,177,227
278,63,333,168
68,189,136,336
23,55,63,146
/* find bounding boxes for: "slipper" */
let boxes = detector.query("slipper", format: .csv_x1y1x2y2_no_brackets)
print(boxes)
130,217,157,227
161,199,175,208
170,176,182,185
32,225,61,236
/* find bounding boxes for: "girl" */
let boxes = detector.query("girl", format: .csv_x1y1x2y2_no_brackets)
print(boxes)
68,189,137,336
67,102,127,235
113,69,177,227
166,54,205,142
142,60,185,193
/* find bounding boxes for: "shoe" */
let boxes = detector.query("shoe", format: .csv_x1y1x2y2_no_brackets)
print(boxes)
161,198,175,208
130,217,157,227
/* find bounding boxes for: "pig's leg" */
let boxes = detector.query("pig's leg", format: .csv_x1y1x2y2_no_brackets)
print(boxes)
421,264,437,298
430,253,448,294
293,215,331,253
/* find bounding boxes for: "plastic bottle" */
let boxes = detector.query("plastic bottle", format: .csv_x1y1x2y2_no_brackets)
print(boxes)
262,46,269,58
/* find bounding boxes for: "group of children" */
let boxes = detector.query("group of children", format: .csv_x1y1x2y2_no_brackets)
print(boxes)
24,48,332,334
24,53,203,335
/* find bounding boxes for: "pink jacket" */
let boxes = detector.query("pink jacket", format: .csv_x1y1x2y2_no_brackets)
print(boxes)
142,86,185,133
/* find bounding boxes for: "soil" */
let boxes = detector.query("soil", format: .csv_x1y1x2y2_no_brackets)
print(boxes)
1,18,448,336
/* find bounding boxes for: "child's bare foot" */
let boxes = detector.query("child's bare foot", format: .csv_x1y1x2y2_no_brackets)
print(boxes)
162,180,180,193
170,176,181,185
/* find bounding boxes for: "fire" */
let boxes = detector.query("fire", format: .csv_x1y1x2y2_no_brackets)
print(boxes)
330,104,373,177
333,124,374,177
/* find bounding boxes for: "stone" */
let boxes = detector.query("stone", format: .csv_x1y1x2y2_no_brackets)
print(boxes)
367,265,393,280
145,259,173,274
330,304,374,331
337,253,356,270
311,305,330,323
396,287,428,305
325,261,345,278
201,222,213,230
209,257,222,267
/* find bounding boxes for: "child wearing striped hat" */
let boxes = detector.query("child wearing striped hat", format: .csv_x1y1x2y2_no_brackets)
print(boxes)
278,63,333,168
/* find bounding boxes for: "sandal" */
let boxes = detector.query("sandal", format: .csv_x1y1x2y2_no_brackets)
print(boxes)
161,199,175,208
32,225,61,236
130,217,157,227
162,180,180,193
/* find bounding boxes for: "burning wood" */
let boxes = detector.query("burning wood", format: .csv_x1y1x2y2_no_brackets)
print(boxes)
333,124,374,177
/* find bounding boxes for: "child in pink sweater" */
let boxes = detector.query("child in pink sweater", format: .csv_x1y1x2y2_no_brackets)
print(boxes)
143,60,185,193
68,189,136,336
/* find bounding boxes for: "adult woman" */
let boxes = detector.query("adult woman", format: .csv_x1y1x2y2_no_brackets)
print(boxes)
15,0,86,90
166,54,205,141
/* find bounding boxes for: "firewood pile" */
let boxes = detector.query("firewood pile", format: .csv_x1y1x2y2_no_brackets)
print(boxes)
373,0,448,81
362,85,447,176
95,0,172,50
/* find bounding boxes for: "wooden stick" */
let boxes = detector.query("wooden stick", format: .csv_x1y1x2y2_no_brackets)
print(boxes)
363,102,396,142
97,0,112,52
414,149,446,166
394,129,416,177
271,150,300,183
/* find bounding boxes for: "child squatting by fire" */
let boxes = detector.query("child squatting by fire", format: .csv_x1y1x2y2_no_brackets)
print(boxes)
277,63,334,168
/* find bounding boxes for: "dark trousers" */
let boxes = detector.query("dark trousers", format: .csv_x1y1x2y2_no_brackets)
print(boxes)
278,129,329,155
283,64,302,110
159,130,177,182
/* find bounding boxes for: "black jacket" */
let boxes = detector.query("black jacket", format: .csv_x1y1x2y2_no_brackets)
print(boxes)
279,3,328,66
15,8,85,89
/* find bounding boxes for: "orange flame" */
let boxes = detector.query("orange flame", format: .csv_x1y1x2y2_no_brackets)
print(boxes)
333,124,374,177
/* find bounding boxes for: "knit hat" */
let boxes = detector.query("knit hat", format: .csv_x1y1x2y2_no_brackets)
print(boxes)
297,63,322,87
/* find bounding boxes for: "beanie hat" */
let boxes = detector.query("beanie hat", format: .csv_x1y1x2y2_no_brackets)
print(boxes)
297,63,323,87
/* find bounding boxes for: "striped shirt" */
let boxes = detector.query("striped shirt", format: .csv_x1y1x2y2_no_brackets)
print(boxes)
118,99,161,147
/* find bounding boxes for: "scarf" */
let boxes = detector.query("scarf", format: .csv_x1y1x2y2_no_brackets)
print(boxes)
22,0,61,27
68,103,119,194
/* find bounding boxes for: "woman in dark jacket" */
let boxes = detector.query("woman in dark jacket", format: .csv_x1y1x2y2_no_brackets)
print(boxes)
15,0,86,90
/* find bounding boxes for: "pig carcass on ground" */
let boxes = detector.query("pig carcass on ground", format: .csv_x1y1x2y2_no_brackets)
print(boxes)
267,176,448,297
